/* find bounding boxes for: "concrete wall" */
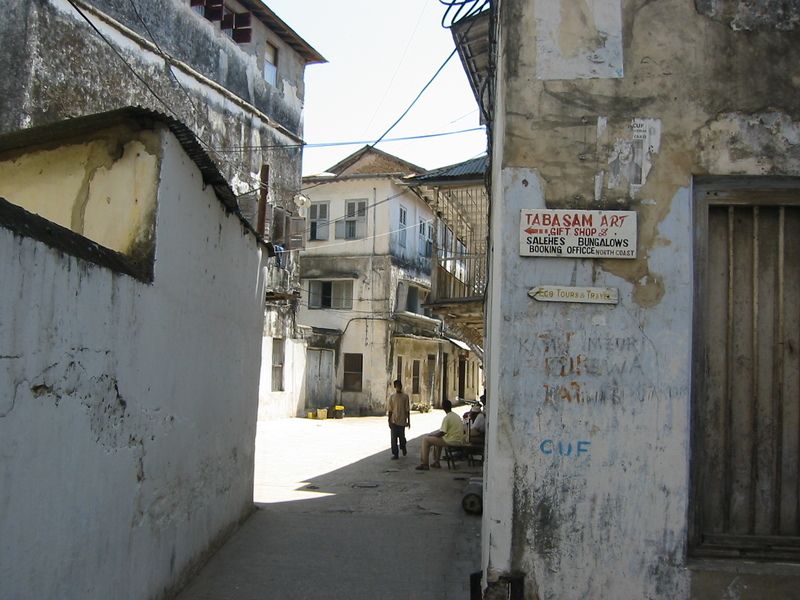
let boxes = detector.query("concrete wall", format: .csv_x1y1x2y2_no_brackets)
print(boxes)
257,335,307,420
0,0,307,209
483,1,800,598
0,129,267,599
0,0,316,425
0,126,159,257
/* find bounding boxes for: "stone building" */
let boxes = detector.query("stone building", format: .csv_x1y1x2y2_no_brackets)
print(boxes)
452,1,800,598
298,146,483,416
0,108,269,599
0,0,325,419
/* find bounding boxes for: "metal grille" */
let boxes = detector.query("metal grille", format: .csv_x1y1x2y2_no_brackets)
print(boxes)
434,185,488,300
692,180,800,561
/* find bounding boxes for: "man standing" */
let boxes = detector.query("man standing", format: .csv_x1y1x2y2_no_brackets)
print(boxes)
416,399,464,470
387,379,410,460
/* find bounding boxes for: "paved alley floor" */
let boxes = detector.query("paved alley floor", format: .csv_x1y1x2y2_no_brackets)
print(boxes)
176,410,482,600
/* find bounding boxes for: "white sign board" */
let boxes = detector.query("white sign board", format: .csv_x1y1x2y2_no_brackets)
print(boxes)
528,286,619,305
519,209,637,259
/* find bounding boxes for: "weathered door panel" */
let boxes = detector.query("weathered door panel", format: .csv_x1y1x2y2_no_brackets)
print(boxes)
693,182,800,561
306,349,334,409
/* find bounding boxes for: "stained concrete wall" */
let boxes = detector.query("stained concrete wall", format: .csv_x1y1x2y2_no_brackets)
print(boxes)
0,127,159,257
0,0,308,210
483,0,800,598
0,129,267,599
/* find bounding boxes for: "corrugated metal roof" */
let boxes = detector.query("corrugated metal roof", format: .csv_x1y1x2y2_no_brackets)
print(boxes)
406,155,487,184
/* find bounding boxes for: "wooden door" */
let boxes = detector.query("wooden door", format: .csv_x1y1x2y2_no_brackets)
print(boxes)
306,349,334,409
692,178,800,561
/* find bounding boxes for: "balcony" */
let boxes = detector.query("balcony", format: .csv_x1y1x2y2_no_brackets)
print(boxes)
405,156,488,355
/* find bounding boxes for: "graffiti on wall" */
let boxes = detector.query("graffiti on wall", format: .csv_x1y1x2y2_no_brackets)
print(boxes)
539,439,591,457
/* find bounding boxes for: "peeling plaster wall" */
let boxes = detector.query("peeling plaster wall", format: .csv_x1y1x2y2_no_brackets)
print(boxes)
0,0,306,227
485,0,800,598
0,130,267,599
0,127,159,257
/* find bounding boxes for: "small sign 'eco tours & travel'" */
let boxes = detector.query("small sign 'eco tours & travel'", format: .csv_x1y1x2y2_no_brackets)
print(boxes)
519,209,637,259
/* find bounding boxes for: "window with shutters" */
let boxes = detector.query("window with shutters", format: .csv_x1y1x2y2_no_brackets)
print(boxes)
343,353,363,392
691,177,800,562
308,280,353,309
190,1,251,42
418,219,427,256
271,338,284,392
272,207,286,245
309,202,329,241
287,216,305,251
264,42,278,86
412,360,421,394
336,200,367,240
399,205,407,248
396,355,403,381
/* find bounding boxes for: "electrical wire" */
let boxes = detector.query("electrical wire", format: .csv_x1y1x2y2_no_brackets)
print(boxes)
368,47,458,149
212,126,485,153
272,188,433,253
360,0,431,137
68,0,271,196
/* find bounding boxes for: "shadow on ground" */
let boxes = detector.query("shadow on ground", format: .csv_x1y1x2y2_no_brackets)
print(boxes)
176,416,482,600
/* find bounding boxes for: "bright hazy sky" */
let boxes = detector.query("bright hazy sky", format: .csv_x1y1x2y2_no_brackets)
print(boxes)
264,0,488,175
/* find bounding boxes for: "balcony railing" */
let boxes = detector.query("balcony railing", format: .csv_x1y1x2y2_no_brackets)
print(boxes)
431,254,486,303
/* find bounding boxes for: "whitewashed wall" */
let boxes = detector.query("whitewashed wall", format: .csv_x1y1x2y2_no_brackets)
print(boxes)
0,130,266,599
257,336,307,420
483,0,800,597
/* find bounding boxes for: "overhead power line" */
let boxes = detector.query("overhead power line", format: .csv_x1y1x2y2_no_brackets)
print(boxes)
369,47,459,149
213,126,485,153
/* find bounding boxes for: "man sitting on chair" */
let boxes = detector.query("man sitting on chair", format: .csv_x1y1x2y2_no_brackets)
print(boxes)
416,399,464,470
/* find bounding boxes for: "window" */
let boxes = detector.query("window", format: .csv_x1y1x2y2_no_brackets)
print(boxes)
418,219,427,255
309,280,353,309
309,202,329,241
335,200,367,240
412,360,421,394
406,286,419,313
221,6,234,38
264,42,278,86
343,353,363,392
690,178,800,562
396,356,403,381
191,1,251,41
271,338,284,392
425,222,433,257
399,205,407,248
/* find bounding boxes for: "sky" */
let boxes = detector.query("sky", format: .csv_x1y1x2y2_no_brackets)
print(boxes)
264,0,488,176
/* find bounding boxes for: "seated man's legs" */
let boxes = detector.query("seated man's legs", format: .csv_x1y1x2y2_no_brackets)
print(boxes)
420,435,447,466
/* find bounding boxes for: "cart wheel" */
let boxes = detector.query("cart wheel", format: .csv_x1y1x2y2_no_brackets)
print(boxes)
462,492,482,515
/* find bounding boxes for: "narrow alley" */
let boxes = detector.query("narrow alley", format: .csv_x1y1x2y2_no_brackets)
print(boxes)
176,410,482,600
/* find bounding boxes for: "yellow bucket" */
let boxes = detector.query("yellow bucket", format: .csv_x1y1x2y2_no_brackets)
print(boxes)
307,411,315,419
317,408,328,420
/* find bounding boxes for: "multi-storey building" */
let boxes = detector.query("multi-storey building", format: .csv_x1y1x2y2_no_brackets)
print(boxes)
297,146,483,416
0,0,325,418
453,2,800,598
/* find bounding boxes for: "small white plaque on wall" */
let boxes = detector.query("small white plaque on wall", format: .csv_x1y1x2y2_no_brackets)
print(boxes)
528,286,619,305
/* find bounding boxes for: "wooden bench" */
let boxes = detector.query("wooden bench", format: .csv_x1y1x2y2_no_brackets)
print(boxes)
443,443,484,470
